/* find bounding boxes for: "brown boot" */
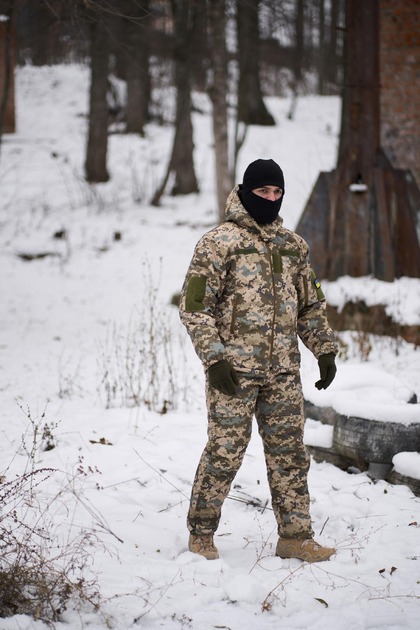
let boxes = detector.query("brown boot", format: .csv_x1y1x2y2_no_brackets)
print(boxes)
276,537,335,563
188,533,219,560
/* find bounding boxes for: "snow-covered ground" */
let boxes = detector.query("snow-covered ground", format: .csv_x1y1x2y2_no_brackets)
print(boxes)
0,65,419,630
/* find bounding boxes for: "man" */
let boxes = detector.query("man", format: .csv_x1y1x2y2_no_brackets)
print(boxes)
179,159,338,563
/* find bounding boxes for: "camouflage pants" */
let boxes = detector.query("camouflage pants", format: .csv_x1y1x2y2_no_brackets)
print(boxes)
187,370,313,539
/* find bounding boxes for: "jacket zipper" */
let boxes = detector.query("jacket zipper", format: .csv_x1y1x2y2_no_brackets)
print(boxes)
266,242,276,364
230,297,238,335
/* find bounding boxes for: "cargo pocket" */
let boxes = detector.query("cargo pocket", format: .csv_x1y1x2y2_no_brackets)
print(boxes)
272,249,300,275
185,275,207,311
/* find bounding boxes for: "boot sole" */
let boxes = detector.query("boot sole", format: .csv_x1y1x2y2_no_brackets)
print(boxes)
276,549,335,562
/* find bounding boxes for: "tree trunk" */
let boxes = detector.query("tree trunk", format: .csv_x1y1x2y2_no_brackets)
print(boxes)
123,0,150,135
337,0,380,177
208,0,232,223
85,13,110,183
236,0,275,126
0,0,15,161
170,0,198,195
190,0,208,91
152,0,198,204
288,0,304,119
318,0,326,95
30,2,53,65
328,0,339,85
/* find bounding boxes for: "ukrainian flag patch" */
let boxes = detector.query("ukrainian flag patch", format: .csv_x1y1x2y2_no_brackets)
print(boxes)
311,269,325,300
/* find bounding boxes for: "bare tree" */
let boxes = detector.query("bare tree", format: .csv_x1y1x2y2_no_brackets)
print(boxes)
236,0,275,126
318,0,325,95
190,0,208,91
208,0,232,222
328,0,340,85
152,0,199,205
288,0,304,119
122,0,150,135
85,6,110,183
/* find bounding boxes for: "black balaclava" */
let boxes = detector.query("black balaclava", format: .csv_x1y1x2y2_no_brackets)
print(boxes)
240,159,285,225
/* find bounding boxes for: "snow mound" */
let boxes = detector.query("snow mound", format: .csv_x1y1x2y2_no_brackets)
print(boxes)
304,364,420,425
304,419,334,448
322,275,420,326
392,452,420,480
225,574,266,604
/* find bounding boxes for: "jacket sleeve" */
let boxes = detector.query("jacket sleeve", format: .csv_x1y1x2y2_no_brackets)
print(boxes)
296,244,338,359
179,232,229,370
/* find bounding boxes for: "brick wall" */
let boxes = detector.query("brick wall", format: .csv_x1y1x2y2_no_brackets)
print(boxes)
380,0,420,187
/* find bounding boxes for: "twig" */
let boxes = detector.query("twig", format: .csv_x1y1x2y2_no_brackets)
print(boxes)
319,517,329,536
249,524,276,574
369,595,420,601
134,569,182,622
132,451,272,515
227,493,273,511
261,564,306,611
133,448,189,500
102,475,147,490
158,498,186,513
72,494,124,544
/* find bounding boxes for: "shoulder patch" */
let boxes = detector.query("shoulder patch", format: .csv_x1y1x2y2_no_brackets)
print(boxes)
311,270,325,301
185,275,207,311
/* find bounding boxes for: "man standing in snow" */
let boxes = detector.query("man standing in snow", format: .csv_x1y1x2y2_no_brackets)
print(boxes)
179,159,338,562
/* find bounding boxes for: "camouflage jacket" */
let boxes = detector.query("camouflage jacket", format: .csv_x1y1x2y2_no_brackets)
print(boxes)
179,186,337,376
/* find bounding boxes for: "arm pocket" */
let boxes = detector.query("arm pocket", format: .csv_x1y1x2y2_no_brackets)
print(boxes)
185,275,207,312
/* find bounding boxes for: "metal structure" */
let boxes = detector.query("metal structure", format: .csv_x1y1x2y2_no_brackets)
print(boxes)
296,0,420,281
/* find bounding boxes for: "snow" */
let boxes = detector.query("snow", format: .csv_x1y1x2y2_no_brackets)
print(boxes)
392,452,420,480
304,419,334,448
1,64,420,629
322,276,420,327
303,362,420,425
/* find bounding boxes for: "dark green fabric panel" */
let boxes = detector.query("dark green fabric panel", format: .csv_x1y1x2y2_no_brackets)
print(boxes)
311,269,325,301
272,253,283,274
185,275,207,312
234,248,259,255
278,249,300,257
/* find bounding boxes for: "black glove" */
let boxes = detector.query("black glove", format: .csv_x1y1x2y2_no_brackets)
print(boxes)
208,360,240,396
315,353,337,390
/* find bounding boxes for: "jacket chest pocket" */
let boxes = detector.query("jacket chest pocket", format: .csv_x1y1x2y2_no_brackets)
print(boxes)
272,249,299,278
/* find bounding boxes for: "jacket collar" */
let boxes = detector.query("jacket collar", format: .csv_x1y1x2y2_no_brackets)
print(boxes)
224,186,283,242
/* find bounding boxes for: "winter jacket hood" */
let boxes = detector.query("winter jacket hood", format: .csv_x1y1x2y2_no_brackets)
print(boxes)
224,186,283,241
